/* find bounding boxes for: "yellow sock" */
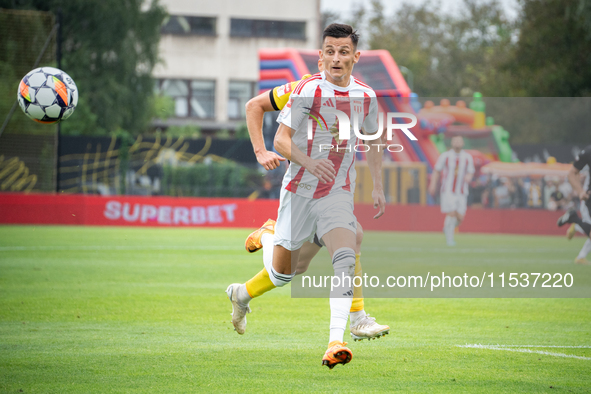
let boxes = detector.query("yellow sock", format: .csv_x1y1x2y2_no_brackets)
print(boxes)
245,268,276,298
350,254,364,312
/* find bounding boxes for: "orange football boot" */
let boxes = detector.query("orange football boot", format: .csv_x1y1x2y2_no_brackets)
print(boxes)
322,341,353,369
244,219,276,253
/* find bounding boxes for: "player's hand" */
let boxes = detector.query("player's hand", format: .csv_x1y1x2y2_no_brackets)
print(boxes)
306,158,335,184
256,150,286,170
580,190,590,201
372,188,386,219
428,184,437,196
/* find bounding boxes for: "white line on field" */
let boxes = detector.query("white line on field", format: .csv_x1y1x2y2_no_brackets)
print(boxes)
0,245,240,252
488,345,591,348
458,344,591,360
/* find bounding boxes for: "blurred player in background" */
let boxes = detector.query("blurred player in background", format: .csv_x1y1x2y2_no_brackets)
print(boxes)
557,145,591,264
239,63,389,342
428,136,475,246
227,23,386,369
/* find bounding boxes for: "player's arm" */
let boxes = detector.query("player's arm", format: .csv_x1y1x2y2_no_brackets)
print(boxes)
464,154,475,183
365,133,386,219
429,154,445,196
429,170,440,196
568,166,589,200
273,123,335,184
361,97,386,219
245,92,286,170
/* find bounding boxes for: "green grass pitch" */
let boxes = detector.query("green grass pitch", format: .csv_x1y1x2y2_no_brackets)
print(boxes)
0,225,590,393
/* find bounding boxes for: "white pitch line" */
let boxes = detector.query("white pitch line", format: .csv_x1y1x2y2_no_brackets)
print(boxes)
458,344,591,360
0,245,240,252
491,345,591,349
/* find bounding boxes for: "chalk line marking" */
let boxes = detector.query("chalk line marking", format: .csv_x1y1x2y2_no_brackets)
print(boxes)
458,344,591,360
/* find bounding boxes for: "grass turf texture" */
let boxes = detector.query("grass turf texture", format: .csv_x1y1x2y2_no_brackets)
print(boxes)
0,225,590,393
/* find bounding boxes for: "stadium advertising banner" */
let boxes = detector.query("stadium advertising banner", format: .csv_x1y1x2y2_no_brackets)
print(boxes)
0,193,579,235
0,193,279,228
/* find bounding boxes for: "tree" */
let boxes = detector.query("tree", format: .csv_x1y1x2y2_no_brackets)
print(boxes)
365,0,516,97
509,0,591,97
0,0,166,136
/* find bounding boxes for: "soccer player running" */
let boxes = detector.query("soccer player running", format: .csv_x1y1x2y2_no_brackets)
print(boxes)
239,63,389,342
557,145,591,264
226,23,386,369
428,136,475,246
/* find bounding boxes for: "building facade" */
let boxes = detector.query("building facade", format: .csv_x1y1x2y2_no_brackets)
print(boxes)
153,0,321,132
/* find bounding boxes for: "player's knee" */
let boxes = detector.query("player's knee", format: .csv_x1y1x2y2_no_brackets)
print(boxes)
268,266,294,287
355,223,364,250
295,258,312,275
332,247,356,277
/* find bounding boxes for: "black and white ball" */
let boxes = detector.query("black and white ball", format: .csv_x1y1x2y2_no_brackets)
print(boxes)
17,67,78,124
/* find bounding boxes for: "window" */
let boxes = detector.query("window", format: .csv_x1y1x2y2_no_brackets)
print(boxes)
161,15,216,36
157,79,215,119
230,18,306,40
228,81,255,119
190,81,215,118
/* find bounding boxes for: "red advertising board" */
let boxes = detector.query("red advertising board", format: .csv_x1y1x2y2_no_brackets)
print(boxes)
0,193,570,236
0,193,279,228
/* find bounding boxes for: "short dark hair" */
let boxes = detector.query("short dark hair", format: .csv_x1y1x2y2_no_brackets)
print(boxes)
322,23,359,49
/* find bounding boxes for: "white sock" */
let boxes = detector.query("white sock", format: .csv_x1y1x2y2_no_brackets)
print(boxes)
575,224,585,234
329,297,353,343
261,233,274,274
350,310,366,327
236,284,252,306
444,216,457,244
577,238,591,259
329,247,356,344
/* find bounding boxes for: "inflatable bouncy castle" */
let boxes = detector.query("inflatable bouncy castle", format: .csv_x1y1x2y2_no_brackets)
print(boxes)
258,49,514,173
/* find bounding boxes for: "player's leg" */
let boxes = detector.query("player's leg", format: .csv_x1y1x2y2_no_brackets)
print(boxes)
227,189,310,334
295,236,322,275
321,226,356,368
349,222,390,341
557,209,591,236
441,192,457,246
443,212,458,246
316,193,359,368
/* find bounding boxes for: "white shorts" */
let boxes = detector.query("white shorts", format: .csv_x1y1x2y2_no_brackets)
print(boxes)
274,187,357,251
441,192,468,215
581,200,591,224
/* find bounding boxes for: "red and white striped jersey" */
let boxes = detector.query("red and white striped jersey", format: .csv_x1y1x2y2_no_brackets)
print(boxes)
276,71,378,199
434,149,475,195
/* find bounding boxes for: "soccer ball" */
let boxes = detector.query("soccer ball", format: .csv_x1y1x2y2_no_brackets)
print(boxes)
17,67,78,124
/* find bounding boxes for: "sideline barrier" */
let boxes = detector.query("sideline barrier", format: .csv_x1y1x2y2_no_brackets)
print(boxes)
0,193,570,235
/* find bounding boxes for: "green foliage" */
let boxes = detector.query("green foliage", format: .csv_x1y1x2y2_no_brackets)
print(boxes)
164,124,201,138
150,94,175,121
0,9,56,135
364,0,516,97
161,160,258,198
234,123,250,140
0,0,166,136
215,129,232,140
510,0,591,98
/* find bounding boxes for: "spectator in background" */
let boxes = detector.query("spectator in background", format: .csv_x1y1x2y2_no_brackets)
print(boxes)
526,178,543,208
493,177,512,208
511,178,527,208
548,188,567,211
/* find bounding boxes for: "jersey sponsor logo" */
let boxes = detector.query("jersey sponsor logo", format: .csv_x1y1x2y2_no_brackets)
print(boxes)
296,182,313,190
